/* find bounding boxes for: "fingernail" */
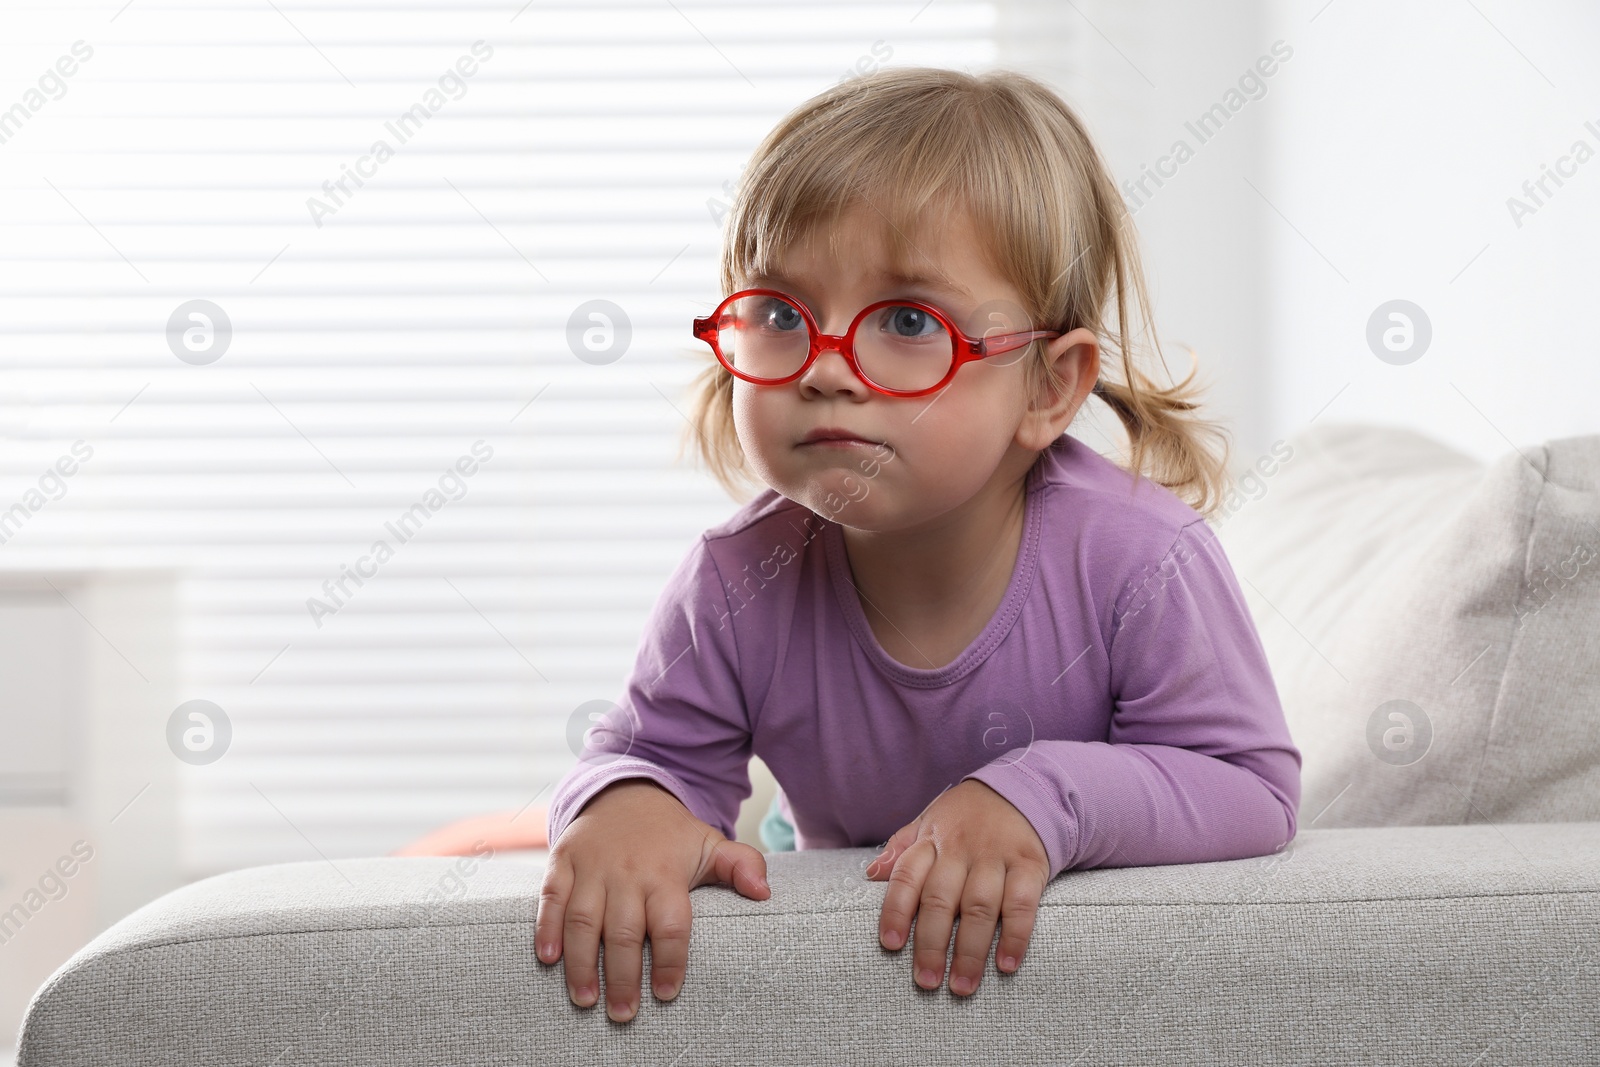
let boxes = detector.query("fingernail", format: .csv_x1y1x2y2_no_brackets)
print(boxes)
951,975,974,995
538,942,554,962
1001,954,1017,971
654,980,678,1000
608,999,635,1022
917,967,937,988
573,985,596,1007
882,929,903,949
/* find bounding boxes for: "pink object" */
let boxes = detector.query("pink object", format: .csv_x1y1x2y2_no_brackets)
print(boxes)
392,807,549,857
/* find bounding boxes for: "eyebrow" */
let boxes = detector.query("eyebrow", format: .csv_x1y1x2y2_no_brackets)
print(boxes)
748,269,972,302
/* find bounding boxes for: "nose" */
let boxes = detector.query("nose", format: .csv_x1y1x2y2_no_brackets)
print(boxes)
797,332,870,398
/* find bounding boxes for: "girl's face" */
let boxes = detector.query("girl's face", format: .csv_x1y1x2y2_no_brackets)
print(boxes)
730,203,1098,534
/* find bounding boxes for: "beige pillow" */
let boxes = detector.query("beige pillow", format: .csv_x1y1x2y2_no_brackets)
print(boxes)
1212,421,1600,828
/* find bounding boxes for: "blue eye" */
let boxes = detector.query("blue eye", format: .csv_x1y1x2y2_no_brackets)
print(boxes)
760,299,805,332
881,306,943,340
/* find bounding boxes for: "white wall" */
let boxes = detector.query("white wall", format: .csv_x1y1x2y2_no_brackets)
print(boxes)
1001,0,1600,470
1260,0,1600,460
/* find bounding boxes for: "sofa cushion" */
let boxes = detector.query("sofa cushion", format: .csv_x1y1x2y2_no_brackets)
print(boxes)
1211,421,1600,828
18,827,1600,1065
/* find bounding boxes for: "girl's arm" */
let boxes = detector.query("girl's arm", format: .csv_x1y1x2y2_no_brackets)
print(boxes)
546,536,753,849
963,519,1302,880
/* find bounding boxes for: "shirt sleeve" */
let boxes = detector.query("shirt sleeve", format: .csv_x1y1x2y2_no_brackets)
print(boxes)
545,534,754,848
963,518,1302,881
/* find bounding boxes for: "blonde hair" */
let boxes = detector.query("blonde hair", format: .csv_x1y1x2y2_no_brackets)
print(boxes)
677,66,1233,519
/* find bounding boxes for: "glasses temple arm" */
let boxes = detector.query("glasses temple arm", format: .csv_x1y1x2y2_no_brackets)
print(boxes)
977,330,1062,357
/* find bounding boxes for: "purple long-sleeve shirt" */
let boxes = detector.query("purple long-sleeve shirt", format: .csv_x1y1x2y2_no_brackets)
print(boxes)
547,433,1301,880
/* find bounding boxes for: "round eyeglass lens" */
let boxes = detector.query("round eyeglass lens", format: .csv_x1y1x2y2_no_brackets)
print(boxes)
716,293,810,380
854,303,954,392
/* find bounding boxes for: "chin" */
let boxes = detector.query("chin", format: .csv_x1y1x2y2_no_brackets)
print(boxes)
759,453,893,525
806,480,897,530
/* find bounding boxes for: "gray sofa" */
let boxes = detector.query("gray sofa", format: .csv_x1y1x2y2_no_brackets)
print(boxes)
16,825,1600,1065
18,423,1600,1065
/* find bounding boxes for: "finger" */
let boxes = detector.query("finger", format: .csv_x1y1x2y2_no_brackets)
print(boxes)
877,838,934,953
600,885,648,1023
702,838,771,900
534,854,574,965
911,852,967,991
866,825,916,880
560,875,605,1009
644,886,693,1002
995,862,1047,974
947,863,1005,996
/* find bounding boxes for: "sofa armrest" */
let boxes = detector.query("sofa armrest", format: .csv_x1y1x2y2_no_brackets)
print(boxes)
19,823,1600,1066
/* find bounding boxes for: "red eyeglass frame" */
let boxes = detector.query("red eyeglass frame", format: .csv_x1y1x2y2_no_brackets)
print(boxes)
691,287,1062,398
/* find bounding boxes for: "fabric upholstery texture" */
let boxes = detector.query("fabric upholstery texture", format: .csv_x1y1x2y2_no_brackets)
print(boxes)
1212,422,1600,828
19,826,1600,1065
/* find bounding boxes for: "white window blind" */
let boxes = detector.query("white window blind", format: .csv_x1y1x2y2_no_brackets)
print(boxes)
0,0,998,879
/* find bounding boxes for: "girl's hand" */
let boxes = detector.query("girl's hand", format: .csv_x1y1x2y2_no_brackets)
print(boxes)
536,778,771,1023
865,779,1050,996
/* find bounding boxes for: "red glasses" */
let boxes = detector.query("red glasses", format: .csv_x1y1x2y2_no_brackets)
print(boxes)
692,288,1062,398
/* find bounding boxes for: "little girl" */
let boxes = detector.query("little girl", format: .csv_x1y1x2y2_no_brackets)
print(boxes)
536,65,1301,1025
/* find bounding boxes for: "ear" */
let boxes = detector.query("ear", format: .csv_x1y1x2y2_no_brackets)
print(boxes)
1015,327,1100,451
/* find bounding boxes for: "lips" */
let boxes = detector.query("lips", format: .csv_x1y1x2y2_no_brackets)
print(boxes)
799,427,879,446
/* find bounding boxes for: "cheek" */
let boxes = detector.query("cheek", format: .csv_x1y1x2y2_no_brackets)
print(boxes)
730,384,790,467
912,374,1017,441
899,383,1020,478
730,382,766,446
